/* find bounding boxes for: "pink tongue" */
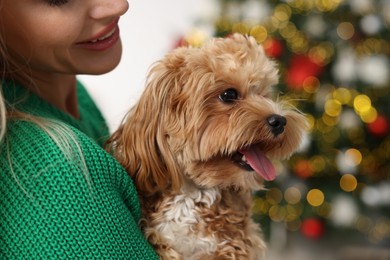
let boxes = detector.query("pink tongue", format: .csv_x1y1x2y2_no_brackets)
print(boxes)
239,146,276,181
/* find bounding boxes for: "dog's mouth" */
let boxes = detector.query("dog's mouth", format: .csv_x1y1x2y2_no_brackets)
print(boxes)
231,144,276,181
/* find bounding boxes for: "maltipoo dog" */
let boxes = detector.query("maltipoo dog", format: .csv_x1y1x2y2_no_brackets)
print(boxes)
108,34,307,259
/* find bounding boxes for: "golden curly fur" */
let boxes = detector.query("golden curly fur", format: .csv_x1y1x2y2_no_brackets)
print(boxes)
108,34,307,259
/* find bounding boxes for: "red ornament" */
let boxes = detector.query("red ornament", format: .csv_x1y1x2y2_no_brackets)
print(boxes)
293,159,313,179
301,218,325,239
367,115,389,137
173,36,189,49
285,55,324,90
263,38,283,58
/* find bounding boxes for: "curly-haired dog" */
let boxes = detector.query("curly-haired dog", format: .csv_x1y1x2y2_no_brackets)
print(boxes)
108,34,307,259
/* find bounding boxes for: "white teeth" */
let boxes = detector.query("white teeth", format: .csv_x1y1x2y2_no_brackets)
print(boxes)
99,27,116,40
242,155,247,162
90,27,116,43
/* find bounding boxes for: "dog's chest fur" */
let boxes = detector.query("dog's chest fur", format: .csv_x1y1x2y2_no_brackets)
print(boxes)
143,185,265,259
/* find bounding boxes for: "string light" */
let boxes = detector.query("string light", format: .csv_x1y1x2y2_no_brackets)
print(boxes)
308,42,335,65
316,0,343,12
232,22,250,35
345,149,363,167
314,202,332,217
332,88,353,106
337,22,355,40
285,204,301,221
286,0,342,12
184,29,208,47
279,22,298,39
284,187,302,204
322,113,340,126
269,205,285,222
288,32,309,53
249,25,268,43
252,198,270,215
307,189,325,207
310,156,326,172
353,94,371,114
274,4,292,22
324,99,342,117
340,174,358,192
355,38,387,56
353,94,379,123
266,188,283,205
360,107,378,123
303,76,320,93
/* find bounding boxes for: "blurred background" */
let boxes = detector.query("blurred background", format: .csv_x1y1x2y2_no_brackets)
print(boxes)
80,0,390,259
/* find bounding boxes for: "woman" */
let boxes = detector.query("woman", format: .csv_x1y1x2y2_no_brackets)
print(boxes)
0,0,158,258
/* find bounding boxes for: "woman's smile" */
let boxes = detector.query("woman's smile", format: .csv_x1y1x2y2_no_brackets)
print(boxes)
75,18,120,51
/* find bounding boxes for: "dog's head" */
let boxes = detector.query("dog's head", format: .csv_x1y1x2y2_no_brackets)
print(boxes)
109,34,308,196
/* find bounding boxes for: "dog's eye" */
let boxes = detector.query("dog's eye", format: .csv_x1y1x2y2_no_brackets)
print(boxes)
219,88,239,103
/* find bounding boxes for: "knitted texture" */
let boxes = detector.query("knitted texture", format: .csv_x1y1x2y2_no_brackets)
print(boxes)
0,81,158,259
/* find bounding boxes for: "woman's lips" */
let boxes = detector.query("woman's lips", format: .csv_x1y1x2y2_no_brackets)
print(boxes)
75,18,121,51
90,26,117,43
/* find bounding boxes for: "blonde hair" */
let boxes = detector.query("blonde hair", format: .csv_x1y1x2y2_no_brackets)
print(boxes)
0,26,8,143
0,89,6,142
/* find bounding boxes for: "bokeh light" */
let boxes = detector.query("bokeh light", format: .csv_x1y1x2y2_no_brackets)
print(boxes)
337,22,355,40
340,174,358,192
307,189,325,207
284,187,302,204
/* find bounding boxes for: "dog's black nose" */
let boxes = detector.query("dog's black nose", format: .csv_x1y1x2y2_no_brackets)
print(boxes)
267,114,287,136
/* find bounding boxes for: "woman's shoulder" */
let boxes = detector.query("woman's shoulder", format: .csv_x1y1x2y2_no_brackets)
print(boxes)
1,118,139,214
0,119,158,259
2,117,111,170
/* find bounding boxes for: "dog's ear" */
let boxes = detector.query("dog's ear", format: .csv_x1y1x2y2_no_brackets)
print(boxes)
107,48,194,196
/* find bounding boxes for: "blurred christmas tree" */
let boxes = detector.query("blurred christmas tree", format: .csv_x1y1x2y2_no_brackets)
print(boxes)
180,0,390,249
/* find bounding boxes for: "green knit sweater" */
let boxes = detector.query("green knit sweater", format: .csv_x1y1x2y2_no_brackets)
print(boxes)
0,81,158,259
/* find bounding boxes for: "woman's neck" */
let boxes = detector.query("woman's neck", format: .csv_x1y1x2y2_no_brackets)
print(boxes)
16,73,80,119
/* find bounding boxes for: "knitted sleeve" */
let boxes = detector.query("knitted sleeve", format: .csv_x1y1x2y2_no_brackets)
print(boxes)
0,120,158,259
